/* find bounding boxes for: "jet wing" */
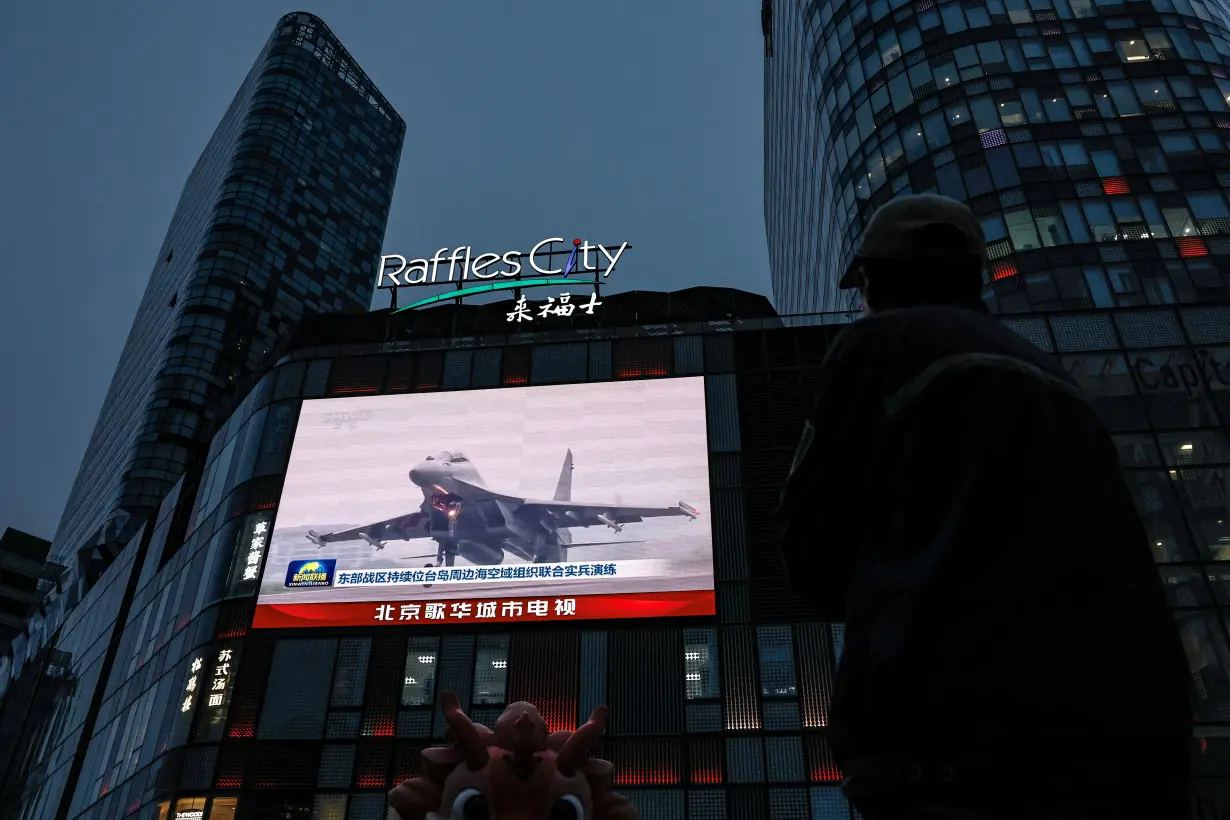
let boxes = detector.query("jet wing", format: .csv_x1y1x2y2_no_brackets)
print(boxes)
306,509,430,548
450,478,699,525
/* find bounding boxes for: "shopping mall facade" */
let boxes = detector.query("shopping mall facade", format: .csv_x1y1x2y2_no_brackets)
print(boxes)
1,287,1227,820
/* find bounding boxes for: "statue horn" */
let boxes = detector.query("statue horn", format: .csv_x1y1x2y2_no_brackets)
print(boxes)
440,691,488,770
557,705,608,776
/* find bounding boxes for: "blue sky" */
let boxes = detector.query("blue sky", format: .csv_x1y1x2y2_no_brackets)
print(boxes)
0,2,770,540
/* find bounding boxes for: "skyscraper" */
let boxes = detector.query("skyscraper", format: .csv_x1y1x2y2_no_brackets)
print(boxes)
763,0,1230,808
52,12,405,573
763,0,1230,315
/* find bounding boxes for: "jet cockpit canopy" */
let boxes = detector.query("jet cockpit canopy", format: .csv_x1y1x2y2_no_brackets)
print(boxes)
425,451,470,463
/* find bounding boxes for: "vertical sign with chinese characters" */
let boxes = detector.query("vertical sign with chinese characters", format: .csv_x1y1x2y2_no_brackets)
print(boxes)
192,644,240,743
229,512,273,594
208,647,235,710
182,656,204,715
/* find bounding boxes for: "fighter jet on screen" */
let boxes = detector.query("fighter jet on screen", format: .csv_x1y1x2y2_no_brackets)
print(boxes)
305,449,700,568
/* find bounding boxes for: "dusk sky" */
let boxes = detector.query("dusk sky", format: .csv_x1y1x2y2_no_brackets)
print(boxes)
0,2,770,540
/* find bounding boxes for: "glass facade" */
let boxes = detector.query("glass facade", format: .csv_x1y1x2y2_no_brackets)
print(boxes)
763,0,1230,315
4,303,1227,819
51,12,405,570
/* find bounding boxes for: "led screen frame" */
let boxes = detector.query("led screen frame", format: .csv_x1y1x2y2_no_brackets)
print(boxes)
252,376,716,628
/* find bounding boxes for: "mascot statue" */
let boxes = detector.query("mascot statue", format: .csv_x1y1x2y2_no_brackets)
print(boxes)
388,692,639,820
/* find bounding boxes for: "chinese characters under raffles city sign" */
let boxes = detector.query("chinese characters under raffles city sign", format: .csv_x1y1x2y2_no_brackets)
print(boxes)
376,236,629,320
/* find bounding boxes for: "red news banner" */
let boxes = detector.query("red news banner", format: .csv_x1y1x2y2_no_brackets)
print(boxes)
252,589,714,628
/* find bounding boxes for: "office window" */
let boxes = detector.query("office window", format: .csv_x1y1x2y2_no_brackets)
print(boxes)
757,626,798,698
1013,140,1042,167
685,628,721,700
1119,36,1152,61
1188,191,1230,220
1160,566,1213,607
1111,199,1145,230
1021,89,1048,123
922,112,951,150
1044,95,1072,121
1060,142,1091,166
472,635,509,705
402,637,439,706
967,3,992,25
1007,207,1043,250
1164,207,1197,237
981,214,1010,244
1177,611,1230,722
1036,212,1071,246
1083,201,1118,241
901,123,924,162
878,30,902,65
330,639,371,708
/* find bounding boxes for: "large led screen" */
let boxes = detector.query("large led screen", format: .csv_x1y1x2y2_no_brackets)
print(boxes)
252,377,715,628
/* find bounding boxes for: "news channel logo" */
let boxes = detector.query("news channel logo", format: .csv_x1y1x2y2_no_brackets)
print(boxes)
285,559,337,588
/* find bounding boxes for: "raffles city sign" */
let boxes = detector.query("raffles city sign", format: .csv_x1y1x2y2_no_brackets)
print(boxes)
376,236,630,318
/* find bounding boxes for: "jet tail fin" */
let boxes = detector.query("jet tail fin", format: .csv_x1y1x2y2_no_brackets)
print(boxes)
554,449,573,502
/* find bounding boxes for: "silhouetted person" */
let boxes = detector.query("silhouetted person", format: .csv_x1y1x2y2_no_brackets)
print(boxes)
776,194,1192,819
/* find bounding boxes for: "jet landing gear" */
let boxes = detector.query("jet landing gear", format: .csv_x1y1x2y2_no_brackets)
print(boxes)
421,539,457,589
424,494,463,587
531,531,568,564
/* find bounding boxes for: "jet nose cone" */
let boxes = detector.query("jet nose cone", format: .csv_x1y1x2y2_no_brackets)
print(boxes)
409,467,430,486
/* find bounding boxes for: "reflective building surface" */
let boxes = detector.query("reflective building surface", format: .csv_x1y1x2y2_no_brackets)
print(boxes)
2,295,1228,819
51,12,405,573
764,0,1230,315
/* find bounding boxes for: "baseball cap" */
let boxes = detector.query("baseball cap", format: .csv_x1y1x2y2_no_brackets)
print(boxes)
838,193,986,289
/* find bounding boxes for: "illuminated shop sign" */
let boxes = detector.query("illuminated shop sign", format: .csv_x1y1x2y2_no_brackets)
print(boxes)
207,648,234,709
242,520,270,582
174,812,203,820
376,236,629,317
182,656,204,713
230,513,274,596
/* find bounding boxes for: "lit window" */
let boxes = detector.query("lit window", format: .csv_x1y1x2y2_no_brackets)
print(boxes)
1036,214,1071,246
1006,207,1043,250
1076,201,1114,242
998,99,1027,127
1163,207,1197,237
1119,37,1151,61
472,635,509,705
684,628,720,700
402,637,438,706
757,626,798,698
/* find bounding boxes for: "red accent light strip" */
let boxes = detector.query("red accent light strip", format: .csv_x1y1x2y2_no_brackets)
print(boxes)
614,766,680,786
810,762,843,783
1101,176,1130,195
252,589,715,629
529,698,575,733
328,387,381,395
991,260,1018,281
1176,236,1209,257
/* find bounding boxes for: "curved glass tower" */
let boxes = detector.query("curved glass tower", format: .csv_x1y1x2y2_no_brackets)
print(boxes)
764,0,1230,315
52,13,405,572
